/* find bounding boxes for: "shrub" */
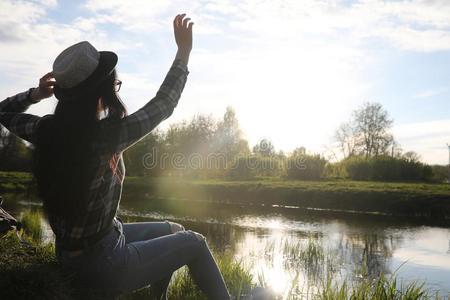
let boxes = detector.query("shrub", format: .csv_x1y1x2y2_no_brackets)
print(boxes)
340,155,435,182
227,155,283,180
285,154,327,180
430,165,449,183
341,156,372,180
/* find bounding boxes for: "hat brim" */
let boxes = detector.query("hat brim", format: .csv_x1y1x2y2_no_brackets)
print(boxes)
95,51,118,82
54,51,118,100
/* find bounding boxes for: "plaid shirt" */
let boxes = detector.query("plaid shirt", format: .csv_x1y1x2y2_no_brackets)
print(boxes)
0,59,189,249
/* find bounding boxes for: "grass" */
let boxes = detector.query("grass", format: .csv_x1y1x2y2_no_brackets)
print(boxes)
167,255,254,300
20,209,43,242
121,255,254,300
316,275,431,300
0,171,32,192
2,172,450,220
0,232,72,300
123,176,450,221
0,231,446,300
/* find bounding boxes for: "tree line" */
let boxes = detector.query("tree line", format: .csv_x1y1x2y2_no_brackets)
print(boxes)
0,104,448,183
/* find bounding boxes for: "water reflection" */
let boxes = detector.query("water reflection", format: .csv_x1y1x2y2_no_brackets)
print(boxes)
3,193,450,296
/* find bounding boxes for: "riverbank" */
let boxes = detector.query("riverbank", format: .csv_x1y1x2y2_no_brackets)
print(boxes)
2,171,450,221
0,171,32,192
123,176,450,221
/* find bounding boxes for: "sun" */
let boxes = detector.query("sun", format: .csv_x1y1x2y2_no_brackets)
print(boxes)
225,43,365,153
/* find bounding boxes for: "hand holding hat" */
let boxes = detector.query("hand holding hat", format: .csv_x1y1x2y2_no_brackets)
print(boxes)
30,72,55,103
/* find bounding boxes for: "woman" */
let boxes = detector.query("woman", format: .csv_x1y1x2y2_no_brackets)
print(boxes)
0,14,230,300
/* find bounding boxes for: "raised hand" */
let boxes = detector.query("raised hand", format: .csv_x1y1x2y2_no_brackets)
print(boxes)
31,72,55,102
173,13,193,51
173,13,193,65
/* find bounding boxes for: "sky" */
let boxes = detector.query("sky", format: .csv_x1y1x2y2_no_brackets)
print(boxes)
0,0,449,164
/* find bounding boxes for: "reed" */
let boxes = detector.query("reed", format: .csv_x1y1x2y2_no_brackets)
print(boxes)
20,209,43,242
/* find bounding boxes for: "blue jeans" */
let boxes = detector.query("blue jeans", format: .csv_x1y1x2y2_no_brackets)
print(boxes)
57,218,230,300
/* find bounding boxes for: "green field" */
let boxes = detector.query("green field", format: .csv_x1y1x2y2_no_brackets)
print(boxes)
124,176,450,219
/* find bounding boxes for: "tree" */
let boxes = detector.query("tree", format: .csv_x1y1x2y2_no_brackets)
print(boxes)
0,128,32,171
123,131,164,176
402,151,421,163
353,102,393,157
165,114,216,156
253,138,275,157
214,106,249,160
334,122,357,158
335,102,394,158
292,146,306,156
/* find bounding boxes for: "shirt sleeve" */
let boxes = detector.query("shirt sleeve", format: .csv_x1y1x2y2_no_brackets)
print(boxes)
101,58,190,153
0,113,41,144
0,89,36,112
0,89,41,144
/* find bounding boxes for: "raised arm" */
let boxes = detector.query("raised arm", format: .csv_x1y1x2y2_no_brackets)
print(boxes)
0,73,55,143
103,14,194,153
0,89,36,113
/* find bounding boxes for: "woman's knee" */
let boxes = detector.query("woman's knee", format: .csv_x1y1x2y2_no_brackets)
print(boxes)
167,221,185,234
186,230,206,242
165,223,206,243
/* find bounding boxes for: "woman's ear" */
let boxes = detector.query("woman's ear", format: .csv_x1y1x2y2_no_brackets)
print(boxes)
97,97,106,119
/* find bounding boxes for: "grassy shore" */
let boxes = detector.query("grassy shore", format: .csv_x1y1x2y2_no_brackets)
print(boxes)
2,171,450,220
123,176,450,220
0,171,32,192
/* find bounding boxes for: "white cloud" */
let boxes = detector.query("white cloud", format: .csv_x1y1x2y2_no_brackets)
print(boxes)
373,26,450,52
207,0,450,53
414,88,448,99
0,1,45,25
83,0,223,35
393,120,450,165
84,0,178,31
35,0,58,8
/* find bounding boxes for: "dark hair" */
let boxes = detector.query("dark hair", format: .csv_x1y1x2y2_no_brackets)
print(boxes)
32,70,127,221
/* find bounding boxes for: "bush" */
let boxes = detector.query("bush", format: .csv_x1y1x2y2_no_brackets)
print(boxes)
430,165,449,183
371,156,401,181
227,156,257,180
285,154,327,180
342,156,368,180
340,155,435,182
227,155,283,180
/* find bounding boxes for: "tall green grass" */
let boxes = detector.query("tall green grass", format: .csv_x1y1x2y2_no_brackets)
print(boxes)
121,254,254,300
20,209,43,242
317,274,432,300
